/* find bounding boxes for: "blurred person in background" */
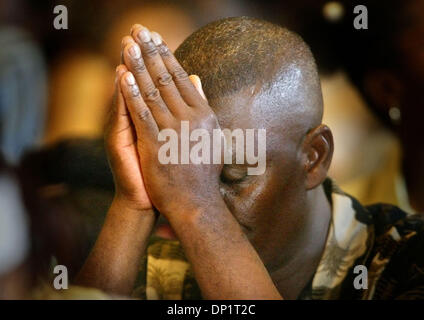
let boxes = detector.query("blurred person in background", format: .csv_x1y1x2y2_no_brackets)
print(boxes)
256,0,424,213
0,0,113,294
0,0,47,165
0,154,116,299
0,0,103,294
0,0,111,282
0,156,31,299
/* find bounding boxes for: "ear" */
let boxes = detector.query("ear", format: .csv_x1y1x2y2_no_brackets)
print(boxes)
302,125,334,190
363,70,403,115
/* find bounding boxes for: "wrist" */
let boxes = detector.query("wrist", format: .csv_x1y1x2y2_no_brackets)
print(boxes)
167,196,230,229
111,195,156,219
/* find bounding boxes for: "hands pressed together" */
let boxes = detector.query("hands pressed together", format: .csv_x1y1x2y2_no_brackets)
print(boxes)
105,24,224,222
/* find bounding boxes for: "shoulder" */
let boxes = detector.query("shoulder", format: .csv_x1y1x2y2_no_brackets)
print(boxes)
362,203,424,299
326,178,424,299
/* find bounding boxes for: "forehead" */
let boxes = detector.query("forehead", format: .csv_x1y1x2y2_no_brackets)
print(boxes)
210,87,274,130
209,88,302,159
210,86,304,137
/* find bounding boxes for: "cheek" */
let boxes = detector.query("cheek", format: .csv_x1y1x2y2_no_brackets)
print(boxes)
219,160,303,230
219,176,267,229
248,159,306,237
218,138,306,227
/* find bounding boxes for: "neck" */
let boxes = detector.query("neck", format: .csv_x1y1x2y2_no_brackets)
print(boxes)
270,185,332,299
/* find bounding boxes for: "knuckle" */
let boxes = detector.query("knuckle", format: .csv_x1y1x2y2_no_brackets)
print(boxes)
172,68,189,81
143,87,161,102
156,72,173,87
158,44,171,56
132,59,146,74
144,43,158,57
137,107,151,121
129,84,140,97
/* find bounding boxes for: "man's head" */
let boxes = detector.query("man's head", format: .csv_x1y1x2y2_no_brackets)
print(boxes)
175,17,333,270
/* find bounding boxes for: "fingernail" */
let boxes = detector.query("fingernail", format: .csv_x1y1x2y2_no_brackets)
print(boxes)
151,32,162,46
128,44,141,59
125,73,136,85
138,27,151,43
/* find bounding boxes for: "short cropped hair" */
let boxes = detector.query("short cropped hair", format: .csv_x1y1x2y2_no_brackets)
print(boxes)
175,16,320,103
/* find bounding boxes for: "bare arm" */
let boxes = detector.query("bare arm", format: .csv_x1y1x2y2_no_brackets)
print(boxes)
75,199,155,295
170,201,281,299
75,64,156,296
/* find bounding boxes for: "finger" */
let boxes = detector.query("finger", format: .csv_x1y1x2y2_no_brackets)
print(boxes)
120,71,159,140
130,26,186,113
107,65,129,131
120,36,133,64
189,75,207,101
106,65,142,157
115,64,129,116
106,66,132,151
123,40,173,126
155,38,205,107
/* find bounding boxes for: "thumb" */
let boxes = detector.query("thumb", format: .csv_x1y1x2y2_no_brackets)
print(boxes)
189,75,207,101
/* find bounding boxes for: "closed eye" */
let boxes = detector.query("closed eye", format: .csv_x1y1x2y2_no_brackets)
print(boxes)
220,166,248,184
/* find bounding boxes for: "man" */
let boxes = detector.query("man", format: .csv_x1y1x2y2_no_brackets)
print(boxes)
76,17,424,299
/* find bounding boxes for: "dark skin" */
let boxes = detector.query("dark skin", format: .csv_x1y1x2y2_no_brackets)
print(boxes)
364,0,424,212
212,90,333,298
77,24,334,299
